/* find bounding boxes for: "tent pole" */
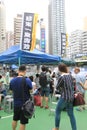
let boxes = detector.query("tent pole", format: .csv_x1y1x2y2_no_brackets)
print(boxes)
36,65,40,73
18,57,21,66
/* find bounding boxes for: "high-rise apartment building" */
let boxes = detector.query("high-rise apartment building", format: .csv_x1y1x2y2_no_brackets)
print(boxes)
0,0,6,53
68,30,82,58
6,31,14,49
48,0,66,56
66,29,87,60
14,14,22,45
81,31,87,53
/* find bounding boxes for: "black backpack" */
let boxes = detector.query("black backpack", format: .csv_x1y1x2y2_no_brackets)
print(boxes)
21,98,35,119
39,72,48,87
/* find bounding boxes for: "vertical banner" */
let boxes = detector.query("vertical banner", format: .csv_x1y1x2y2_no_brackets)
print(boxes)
40,25,46,52
20,12,38,51
31,14,38,50
61,33,66,56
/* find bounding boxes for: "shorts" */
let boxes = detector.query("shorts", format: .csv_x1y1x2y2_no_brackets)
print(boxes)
13,107,29,124
41,87,50,97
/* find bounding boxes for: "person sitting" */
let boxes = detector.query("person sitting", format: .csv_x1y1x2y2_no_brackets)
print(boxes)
29,76,36,94
0,80,7,110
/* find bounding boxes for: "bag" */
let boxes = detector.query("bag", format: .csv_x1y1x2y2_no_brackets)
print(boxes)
73,92,85,106
34,95,41,106
39,72,48,87
22,98,35,119
21,77,35,119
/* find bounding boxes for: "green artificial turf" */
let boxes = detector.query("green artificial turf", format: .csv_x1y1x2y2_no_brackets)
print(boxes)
0,106,87,130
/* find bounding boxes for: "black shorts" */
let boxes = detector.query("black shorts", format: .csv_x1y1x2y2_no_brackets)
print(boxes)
13,107,29,124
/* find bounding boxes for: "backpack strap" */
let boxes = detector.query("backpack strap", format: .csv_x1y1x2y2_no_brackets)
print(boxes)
21,77,31,103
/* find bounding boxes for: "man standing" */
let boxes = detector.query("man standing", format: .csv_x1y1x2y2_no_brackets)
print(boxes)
9,65,32,130
39,66,50,109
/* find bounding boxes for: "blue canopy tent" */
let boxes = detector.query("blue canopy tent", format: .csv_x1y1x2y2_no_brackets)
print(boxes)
0,45,61,65
11,64,18,69
61,58,76,66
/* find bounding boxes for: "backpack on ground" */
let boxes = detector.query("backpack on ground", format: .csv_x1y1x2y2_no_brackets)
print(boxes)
39,72,48,87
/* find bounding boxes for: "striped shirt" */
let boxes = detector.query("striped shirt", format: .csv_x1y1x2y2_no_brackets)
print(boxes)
56,74,74,102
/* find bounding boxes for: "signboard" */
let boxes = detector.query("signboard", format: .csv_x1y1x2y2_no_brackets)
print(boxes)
61,33,66,56
20,12,38,51
75,53,87,62
40,25,46,52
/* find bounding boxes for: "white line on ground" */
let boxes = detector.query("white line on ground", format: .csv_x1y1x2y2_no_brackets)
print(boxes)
1,115,13,119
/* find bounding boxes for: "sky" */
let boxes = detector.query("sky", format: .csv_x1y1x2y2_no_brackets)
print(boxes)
66,0,87,33
4,0,48,31
3,0,87,33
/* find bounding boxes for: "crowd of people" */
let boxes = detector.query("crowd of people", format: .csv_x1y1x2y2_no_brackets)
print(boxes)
0,64,87,130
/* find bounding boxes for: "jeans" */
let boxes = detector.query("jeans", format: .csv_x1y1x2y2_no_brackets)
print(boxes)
55,97,77,130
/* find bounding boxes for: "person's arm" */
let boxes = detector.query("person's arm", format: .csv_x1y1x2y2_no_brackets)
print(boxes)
26,78,33,93
56,76,64,91
9,81,13,94
80,80,87,90
0,95,1,103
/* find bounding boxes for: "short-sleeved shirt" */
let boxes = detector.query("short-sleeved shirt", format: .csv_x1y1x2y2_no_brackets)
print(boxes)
56,74,74,102
9,77,32,107
73,73,85,94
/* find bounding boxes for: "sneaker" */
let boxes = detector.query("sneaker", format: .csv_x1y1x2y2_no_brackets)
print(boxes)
40,105,44,108
83,107,86,110
76,108,82,111
45,106,49,109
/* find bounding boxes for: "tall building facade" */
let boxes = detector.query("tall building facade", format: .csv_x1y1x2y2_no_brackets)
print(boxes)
6,31,14,49
0,0,6,53
66,30,87,60
14,14,22,45
68,30,82,59
48,0,66,56
80,31,87,53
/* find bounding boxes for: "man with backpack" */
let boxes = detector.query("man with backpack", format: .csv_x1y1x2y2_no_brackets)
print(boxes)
39,65,50,109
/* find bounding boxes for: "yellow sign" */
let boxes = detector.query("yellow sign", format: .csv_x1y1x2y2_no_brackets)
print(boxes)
30,14,38,50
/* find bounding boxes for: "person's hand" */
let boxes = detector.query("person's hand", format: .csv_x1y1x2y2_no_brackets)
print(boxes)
79,82,83,86
74,93,78,98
